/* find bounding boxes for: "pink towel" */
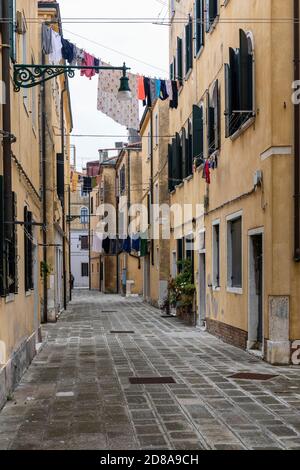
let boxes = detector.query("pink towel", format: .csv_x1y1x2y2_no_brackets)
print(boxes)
81,52,96,79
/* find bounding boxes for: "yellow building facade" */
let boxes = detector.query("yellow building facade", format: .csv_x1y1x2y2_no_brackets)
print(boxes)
140,101,170,307
168,0,300,364
116,145,143,297
0,0,72,408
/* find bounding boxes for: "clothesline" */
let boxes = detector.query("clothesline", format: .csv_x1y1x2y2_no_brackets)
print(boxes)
42,23,179,130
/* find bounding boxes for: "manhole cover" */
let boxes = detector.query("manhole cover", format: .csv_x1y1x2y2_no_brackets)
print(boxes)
110,331,135,334
102,310,117,313
129,377,176,385
229,372,278,381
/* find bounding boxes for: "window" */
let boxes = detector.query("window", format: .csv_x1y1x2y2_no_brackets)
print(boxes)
119,165,126,193
168,132,183,191
192,104,204,167
207,80,220,155
185,16,193,75
194,0,204,55
225,29,254,138
56,153,64,203
185,234,194,282
22,21,28,110
31,57,37,129
80,235,89,250
177,238,184,273
81,263,89,277
182,120,193,178
24,206,34,292
80,207,89,225
155,114,159,147
8,0,16,62
91,197,94,215
176,37,183,85
227,215,242,289
212,221,220,288
147,130,152,159
205,0,218,32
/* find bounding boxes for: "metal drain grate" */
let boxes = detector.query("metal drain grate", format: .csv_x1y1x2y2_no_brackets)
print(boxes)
161,315,177,319
229,372,278,381
101,310,117,313
110,331,135,334
129,377,176,385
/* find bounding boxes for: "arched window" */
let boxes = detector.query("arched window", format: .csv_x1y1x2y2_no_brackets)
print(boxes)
80,207,89,225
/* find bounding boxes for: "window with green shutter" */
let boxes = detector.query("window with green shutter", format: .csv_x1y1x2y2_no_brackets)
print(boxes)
194,0,204,56
185,16,193,75
177,37,183,85
8,0,16,63
224,30,254,138
0,176,7,297
207,80,220,155
205,0,218,32
192,104,204,167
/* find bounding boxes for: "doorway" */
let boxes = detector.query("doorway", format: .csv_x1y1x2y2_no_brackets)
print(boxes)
198,252,206,327
248,230,264,352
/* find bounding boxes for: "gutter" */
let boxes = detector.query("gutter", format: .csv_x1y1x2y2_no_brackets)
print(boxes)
2,0,13,243
294,0,300,261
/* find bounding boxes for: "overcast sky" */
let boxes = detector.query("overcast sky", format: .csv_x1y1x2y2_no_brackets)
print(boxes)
59,0,169,170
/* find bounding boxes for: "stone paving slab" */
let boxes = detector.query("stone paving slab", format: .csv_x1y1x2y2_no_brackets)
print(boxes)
0,290,300,450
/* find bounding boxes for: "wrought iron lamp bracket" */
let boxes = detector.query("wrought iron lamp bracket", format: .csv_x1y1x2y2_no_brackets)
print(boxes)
13,63,129,92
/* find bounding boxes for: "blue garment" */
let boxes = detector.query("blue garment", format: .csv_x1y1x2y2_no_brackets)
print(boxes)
131,236,141,252
155,79,161,98
123,236,131,253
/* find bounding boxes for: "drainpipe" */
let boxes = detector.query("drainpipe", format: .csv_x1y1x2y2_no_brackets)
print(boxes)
68,184,72,301
150,109,154,267
61,85,67,309
2,0,13,242
294,0,300,261
116,166,119,294
41,52,48,322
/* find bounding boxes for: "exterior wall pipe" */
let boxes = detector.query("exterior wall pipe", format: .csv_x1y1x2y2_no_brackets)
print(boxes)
2,0,13,241
294,0,300,261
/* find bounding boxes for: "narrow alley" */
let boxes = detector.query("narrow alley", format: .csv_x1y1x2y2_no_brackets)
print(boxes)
0,291,300,451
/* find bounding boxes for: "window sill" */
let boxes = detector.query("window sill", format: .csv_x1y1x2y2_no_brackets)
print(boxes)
5,294,15,304
230,116,255,141
185,68,193,82
212,286,221,292
227,287,243,295
207,16,220,35
175,182,184,189
25,291,32,297
195,46,204,61
184,175,193,182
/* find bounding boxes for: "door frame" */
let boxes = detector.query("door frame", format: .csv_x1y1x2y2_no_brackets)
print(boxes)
247,227,264,355
198,228,206,327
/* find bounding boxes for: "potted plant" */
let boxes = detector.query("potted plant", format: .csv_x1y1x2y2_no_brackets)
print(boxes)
168,259,196,325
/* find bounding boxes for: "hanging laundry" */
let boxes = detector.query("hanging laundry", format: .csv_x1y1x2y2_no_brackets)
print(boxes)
170,80,179,109
81,52,96,79
102,236,110,255
143,77,152,107
61,38,75,64
140,238,149,257
149,78,157,104
49,29,63,65
94,57,100,73
97,61,139,130
131,236,141,253
137,75,146,101
203,160,211,184
166,80,173,101
160,80,169,101
92,232,104,253
155,79,161,99
42,24,53,55
123,236,131,254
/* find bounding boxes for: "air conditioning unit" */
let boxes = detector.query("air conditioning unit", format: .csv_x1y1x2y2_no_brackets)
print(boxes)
16,11,26,35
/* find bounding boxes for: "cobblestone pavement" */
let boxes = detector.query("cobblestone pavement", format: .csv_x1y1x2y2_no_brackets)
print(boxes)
1,290,300,450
